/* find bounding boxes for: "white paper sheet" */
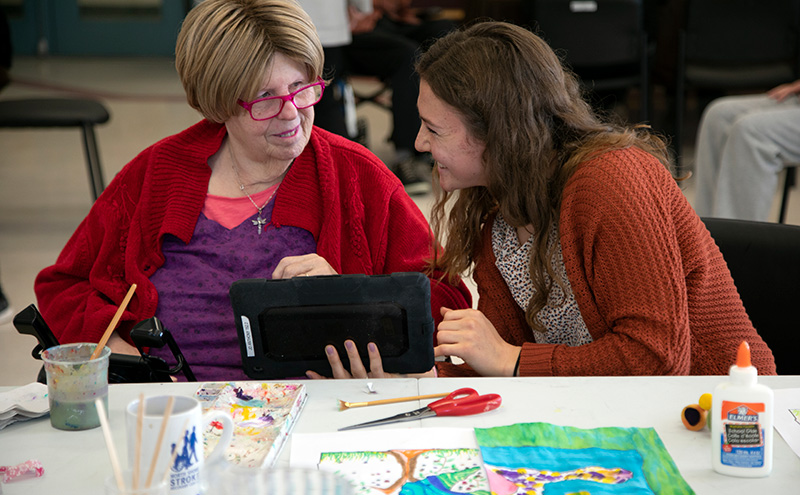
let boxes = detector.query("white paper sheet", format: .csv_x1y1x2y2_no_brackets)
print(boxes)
289,427,477,470
773,388,800,460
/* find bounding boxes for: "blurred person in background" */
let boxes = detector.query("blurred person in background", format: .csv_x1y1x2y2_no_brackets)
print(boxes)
300,0,456,194
693,79,800,221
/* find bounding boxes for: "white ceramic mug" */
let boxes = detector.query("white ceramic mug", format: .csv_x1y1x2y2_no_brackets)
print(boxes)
126,395,233,495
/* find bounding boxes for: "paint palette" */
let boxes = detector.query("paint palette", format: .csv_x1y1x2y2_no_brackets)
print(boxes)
196,382,307,468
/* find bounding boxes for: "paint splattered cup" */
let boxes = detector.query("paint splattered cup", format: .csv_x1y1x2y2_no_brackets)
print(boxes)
41,342,110,430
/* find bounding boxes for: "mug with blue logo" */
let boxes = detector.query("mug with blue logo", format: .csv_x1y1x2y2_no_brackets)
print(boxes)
126,395,234,495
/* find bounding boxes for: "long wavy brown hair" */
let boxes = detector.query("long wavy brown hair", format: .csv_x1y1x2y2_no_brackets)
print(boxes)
419,22,671,332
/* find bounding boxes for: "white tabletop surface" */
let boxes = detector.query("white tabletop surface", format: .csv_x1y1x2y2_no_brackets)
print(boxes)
1,376,799,494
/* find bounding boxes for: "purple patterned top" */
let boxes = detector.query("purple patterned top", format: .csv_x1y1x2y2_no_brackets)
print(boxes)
149,196,316,381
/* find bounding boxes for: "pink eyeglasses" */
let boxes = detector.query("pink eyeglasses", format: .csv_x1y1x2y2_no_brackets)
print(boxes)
237,77,325,121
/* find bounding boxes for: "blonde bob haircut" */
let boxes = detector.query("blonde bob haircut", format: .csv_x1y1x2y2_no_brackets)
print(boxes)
176,0,324,123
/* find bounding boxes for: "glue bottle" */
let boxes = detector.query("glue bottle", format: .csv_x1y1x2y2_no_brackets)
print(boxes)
711,341,773,477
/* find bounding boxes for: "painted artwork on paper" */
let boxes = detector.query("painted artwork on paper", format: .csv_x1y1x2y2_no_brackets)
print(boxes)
475,422,694,495
318,448,490,494
196,382,307,468
772,389,800,459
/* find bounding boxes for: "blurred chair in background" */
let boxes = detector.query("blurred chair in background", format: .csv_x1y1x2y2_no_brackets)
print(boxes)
0,98,110,201
0,5,110,202
779,165,797,223
530,0,651,122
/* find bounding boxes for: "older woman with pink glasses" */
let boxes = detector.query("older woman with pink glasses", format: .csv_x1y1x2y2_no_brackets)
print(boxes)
34,0,469,382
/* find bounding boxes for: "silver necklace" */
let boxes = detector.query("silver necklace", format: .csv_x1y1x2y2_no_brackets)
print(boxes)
229,146,279,235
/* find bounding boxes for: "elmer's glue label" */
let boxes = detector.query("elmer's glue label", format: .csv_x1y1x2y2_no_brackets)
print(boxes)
711,341,773,477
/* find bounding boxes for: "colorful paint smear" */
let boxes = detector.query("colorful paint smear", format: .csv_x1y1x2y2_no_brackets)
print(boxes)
319,448,489,495
475,422,694,495
196,382,307,468
320,423,693,495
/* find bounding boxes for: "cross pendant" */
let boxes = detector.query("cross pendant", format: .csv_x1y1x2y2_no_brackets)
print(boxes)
252,215,267,235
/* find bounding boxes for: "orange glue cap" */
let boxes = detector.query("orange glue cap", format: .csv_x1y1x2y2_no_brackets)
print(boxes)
737,341,752,368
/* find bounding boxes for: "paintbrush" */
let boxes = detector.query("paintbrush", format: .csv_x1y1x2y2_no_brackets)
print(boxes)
133,393,144,489
96,398,125,491
145,395,174,489
91,283,137,360
338,392,449,411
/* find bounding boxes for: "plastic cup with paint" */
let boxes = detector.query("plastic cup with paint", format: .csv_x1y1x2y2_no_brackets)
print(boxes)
42,342,110,430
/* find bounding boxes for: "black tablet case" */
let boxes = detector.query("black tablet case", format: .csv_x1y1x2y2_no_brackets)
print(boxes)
229,272,434,379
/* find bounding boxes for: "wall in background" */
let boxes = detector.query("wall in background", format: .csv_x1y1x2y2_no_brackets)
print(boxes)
1,0,188,56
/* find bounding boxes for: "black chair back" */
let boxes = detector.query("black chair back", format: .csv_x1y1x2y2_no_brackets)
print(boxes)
683,0,799,73
531,0,650,121
702,217,800,374
0,98,110,201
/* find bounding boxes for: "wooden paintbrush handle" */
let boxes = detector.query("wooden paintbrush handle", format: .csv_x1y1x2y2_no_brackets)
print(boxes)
347,392,449,408
91,283,137,360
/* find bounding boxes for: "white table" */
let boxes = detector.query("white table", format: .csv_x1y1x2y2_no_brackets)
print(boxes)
1,376,798,494
418,376,800,494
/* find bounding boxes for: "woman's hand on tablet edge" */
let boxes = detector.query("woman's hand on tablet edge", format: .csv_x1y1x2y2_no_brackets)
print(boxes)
305,339,436,379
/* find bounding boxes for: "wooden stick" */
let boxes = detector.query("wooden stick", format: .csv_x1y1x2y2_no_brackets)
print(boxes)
91,283,137,360
132,393,144,490
96,398,125,492
339,392,449,411
162,419,190,486
145,396,174,489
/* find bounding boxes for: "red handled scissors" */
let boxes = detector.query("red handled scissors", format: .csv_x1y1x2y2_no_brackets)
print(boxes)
339,388,502,431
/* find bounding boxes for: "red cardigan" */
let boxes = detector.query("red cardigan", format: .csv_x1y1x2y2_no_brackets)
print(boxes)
437,147,776,377
35,120,471,345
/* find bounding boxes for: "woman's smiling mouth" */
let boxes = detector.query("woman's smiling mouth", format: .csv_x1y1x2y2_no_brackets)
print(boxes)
274,126,299,138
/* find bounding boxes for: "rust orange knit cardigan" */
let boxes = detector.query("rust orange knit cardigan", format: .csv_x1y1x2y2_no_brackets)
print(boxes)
436,147,776,377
